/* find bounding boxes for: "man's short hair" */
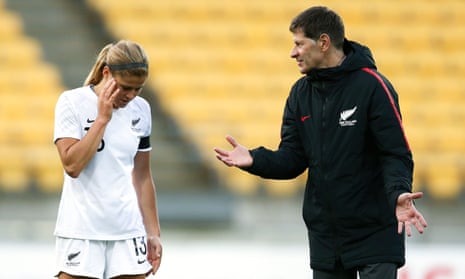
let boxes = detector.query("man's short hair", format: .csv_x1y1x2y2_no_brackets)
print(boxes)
289,6,345,49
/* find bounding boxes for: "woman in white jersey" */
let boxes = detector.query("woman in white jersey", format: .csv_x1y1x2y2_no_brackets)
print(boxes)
53,40,162,279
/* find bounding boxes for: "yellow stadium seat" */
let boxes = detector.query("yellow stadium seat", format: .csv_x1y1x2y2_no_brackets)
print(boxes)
0,37,42,68
0,146,29,192
412,167,425,193
0,97,25,121
425,156,463,199
221,168,261,195
29,147,63,193
435,126,465,153
0,10,23,40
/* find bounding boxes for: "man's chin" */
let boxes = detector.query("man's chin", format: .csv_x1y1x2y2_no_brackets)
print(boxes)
297,66,308,74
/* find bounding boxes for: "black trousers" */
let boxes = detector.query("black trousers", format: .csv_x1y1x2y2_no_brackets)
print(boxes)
313,263,398,279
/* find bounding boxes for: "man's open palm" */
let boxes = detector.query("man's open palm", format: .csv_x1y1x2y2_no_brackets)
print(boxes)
214,135,253,168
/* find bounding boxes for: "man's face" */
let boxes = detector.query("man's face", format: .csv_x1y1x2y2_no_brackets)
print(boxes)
290,29,324,74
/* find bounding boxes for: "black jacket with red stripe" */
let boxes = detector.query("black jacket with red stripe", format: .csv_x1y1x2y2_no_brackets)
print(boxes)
246,40,413,270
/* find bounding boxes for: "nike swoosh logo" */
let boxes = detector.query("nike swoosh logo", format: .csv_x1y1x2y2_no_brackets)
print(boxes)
132,118,141,126
87,118,95,123
137,259,146,264
68,251,81,261
301,115,310,122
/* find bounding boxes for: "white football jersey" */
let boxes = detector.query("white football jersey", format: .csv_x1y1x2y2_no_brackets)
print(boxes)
53,85,152,240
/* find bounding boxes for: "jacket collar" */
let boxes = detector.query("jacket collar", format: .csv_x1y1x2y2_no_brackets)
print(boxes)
305,39,377,84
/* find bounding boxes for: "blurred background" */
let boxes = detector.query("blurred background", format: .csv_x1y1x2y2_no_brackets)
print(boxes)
0,0,464,278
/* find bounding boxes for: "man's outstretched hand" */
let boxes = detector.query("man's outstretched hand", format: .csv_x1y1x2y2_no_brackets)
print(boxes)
214,135,253,168
396,192,428,236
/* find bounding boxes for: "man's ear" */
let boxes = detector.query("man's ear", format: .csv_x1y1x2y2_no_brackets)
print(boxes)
318,33,331,52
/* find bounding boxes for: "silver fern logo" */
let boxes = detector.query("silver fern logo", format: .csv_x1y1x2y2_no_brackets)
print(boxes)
339,106,358,126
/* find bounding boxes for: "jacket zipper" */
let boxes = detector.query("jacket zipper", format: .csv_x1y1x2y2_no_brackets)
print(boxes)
321,95,342,262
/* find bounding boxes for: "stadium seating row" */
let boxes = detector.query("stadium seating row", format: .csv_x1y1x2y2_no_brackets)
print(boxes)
89,0,465,25
83,0,465,199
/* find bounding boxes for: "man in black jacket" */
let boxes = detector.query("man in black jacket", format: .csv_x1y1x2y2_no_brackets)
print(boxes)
214,6,428,279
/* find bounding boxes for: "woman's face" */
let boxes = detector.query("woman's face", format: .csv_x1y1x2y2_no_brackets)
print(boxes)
111,73,147,109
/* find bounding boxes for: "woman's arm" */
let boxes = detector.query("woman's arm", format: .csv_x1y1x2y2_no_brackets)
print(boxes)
55,78,118,178
132,150,162,274
55,118,108,178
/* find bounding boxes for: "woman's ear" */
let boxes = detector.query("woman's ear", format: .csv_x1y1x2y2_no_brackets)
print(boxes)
102,65,112,78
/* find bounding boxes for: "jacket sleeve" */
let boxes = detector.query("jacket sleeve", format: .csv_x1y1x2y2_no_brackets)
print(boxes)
243,86,308,179
365,69,413,211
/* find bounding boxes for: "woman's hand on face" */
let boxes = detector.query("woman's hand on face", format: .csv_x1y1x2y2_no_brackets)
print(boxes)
97,78,120,123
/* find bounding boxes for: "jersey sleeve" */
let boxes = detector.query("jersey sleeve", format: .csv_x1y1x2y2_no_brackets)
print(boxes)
53,92,82,143
132,96,152,152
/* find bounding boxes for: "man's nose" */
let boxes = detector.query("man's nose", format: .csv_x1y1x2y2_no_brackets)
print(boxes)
290,47,298,58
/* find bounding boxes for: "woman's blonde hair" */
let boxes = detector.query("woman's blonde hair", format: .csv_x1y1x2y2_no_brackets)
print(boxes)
84,40,149,86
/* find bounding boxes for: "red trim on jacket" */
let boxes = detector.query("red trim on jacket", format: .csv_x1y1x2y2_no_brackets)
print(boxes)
361,67,411,151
